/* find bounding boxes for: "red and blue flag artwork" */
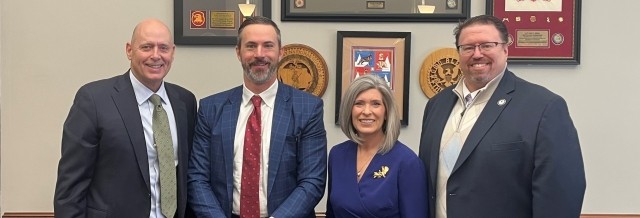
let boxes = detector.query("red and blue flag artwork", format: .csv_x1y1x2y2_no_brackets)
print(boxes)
351,47,395,90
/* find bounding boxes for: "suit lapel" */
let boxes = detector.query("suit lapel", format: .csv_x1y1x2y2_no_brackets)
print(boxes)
166,85,188,177
223,87,242,200
267,83,291,196
428,91,458,187
111,73,151,191
452,71,516,174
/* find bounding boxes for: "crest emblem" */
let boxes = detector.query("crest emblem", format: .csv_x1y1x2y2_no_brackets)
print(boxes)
419,48,463,98
277,44,328,97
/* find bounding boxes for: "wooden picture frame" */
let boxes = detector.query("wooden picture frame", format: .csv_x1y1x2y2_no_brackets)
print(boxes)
487,0,581,64
336,31,411,126
173,0,272,45
282,0,469,22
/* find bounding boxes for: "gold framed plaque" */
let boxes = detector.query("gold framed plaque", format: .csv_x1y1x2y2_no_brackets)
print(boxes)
209,11,236,29
174,0,272,45
277,44,329,97
419,48,462,98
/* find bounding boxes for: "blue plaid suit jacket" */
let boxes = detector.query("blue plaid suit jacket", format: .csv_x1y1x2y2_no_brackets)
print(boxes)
188,83,327,218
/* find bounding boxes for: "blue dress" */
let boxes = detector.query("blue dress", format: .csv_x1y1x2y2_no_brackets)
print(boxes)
326,140,429,218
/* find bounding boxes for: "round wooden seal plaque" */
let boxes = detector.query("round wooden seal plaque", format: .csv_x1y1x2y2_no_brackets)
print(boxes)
419,48,463,98
277,44,328,97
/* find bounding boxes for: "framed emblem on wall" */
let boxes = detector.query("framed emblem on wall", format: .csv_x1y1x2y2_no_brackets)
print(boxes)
336,31,411,126
487,0,581,64
174,0,272,45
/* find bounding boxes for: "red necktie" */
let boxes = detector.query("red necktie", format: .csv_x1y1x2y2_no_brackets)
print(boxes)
240,95,262,218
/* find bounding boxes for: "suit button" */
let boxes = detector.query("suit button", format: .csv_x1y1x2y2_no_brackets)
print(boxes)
448,193,456,196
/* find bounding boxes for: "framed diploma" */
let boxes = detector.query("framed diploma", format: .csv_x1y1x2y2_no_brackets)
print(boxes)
336,31,411,126
487,0,581,64
282,0,469,22
173,0,272,45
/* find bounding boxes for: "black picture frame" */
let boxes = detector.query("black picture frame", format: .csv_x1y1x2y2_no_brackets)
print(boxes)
336,31,411,126
486,0,581,64
174,0,272,45
282,0,469,22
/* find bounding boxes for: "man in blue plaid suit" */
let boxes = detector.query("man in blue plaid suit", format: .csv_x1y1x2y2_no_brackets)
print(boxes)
187,16,327,218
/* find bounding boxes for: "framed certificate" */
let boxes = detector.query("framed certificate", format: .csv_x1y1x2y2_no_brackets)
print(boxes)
173,0,272,45
487,0,581,64
336,31,411,126
283,0,469,22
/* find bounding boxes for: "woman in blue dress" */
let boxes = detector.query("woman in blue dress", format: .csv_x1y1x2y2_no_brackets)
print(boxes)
326,74,429,218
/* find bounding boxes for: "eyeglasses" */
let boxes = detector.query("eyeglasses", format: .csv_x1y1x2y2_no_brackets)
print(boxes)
457,42,506,55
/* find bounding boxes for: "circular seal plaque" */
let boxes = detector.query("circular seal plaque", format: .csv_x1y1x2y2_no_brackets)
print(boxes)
277,44,328,97
419,48,463,98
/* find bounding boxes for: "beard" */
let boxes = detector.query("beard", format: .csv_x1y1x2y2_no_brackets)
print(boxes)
243,59,278,85
466,73,492,84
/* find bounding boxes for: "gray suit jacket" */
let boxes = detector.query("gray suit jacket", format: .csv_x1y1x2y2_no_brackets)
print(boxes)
54,72,196,218
418,70,586,218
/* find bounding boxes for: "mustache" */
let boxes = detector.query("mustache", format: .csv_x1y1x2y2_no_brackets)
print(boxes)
469,57,490,63
250,58,271,66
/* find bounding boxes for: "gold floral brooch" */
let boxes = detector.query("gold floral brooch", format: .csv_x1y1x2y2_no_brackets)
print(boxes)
373,166,389,178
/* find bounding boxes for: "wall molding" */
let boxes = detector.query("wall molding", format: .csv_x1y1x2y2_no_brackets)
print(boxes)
3,212,639,218
2,213,53,218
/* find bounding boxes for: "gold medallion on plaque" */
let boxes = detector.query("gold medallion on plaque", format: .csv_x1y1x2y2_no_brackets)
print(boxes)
277,44,328,97
419,48,463,98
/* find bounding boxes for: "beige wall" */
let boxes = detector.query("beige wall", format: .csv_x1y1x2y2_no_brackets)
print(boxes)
2,0,639,214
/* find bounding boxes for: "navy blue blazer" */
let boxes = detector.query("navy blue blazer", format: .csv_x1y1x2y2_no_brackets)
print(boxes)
54,72,197,218
418,70,585,218
326,140,428,218
188,82,327,218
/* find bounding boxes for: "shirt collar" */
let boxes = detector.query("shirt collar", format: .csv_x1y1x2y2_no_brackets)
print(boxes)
453,66,506,103
242,81,278,109
129,70,169,105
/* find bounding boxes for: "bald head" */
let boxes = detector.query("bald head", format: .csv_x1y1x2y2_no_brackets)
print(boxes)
126,18,175,92
131,18,173,45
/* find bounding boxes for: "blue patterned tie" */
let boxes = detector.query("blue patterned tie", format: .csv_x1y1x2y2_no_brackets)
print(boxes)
464,93,473,108
149,94,177,218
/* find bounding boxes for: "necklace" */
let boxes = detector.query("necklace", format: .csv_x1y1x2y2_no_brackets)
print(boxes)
356,147,376,179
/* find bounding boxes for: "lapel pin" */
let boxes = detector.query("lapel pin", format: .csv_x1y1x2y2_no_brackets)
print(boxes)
497,99,506,106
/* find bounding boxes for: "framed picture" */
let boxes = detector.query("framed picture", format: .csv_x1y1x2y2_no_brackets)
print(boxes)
173,0,272,45
336,31,411,126
282,0,469,22
487,0,581,64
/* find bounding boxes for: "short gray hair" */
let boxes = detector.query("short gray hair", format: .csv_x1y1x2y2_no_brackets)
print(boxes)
338,74,400,154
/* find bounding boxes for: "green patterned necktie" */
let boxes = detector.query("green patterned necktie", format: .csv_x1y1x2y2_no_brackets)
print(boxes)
149,94,177,218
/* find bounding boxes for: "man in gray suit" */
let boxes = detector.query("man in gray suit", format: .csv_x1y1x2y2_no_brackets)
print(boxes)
54,19,196,218
419,15,586,218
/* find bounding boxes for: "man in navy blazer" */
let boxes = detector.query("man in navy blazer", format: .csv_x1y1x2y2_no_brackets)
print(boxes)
188,16,327,218
418,15,586,218
54,19,196,217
